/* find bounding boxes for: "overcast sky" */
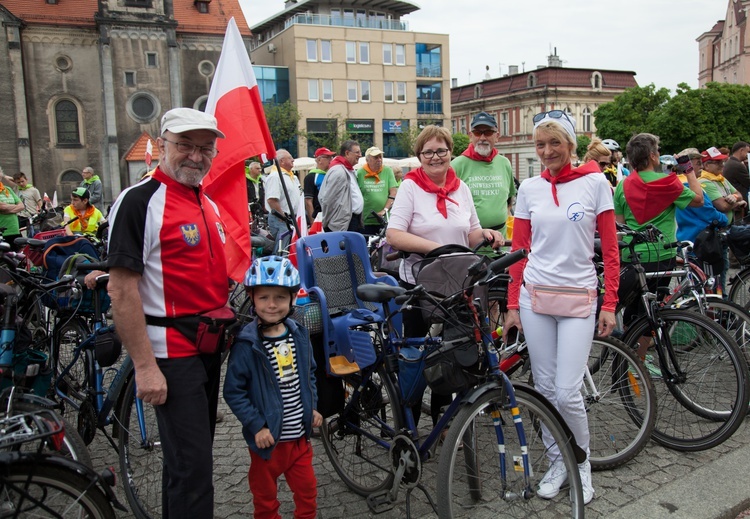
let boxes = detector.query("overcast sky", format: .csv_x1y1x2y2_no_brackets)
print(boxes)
238,0,729,92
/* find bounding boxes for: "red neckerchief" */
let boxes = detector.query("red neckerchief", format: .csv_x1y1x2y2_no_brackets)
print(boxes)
405,167,461,218
541,160,600,206
622,170,686,224
461,144,498,163
328,155,354,172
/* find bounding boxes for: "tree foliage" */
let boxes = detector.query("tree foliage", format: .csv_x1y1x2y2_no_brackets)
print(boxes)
263,100,303,152
576,135,591,161
593,84,670,149
394,126,422,157
452,133,470,157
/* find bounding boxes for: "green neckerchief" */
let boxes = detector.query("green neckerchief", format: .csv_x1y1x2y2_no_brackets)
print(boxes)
309,168,326,175
83,175,100,185
246,173,261,184
18,183,33,190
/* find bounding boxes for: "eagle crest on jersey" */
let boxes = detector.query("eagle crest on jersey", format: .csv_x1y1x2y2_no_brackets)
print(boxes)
180,224,201,246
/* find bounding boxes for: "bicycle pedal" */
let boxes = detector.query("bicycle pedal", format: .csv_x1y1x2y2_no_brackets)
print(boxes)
366,489,395,514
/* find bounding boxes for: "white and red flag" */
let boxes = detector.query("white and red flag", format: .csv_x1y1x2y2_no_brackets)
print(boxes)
204,17,277,282
145,139,153,167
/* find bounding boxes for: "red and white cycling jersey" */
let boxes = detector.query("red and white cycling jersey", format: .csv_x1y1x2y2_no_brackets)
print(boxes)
108,168,229,358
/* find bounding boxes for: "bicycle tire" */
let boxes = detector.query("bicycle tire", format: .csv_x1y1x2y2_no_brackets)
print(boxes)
52,318,91,404
1,459,114,518
728,267,750,308
117,374,162,519
436,383,584,519
623,309,750,451
320,364,402,496
585,336,656,470
5,400,93,469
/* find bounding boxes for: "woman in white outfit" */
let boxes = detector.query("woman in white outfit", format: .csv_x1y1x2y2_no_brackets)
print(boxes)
503,111,620,504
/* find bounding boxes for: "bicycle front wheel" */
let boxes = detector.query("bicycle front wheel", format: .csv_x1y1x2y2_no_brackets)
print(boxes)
117,374,162,519
320,364,402,496
728,267,750,308
1,459,114,518
624,309,750,451
585,336,656,470
436,383,584,519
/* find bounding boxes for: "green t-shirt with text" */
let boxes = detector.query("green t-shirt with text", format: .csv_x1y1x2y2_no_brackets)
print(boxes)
451,154,516,233
357,166,397,225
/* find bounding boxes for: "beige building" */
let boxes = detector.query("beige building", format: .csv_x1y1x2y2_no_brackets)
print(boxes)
697,0,750,87
249,0,450,158
451,52,637,180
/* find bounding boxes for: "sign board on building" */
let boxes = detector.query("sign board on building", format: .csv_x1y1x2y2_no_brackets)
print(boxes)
382,119,409,133
346,119,374,133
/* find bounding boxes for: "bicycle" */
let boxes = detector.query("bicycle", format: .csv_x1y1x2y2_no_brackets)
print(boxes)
318,248,587,518
0,391,126,518
50,261,162,519
616,224,749,451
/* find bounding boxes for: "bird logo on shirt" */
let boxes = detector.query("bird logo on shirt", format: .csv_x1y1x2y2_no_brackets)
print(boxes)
180,224,201,246
567,202,585,222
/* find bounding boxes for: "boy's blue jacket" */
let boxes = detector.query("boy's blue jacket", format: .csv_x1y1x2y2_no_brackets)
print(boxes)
223,317,318,460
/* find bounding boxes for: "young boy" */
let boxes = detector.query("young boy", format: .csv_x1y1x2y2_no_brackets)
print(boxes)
223,255,322,519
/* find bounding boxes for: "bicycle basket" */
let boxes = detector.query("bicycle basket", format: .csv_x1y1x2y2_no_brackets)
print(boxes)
423,337,486,395
412,251,488,322
727,224,750,264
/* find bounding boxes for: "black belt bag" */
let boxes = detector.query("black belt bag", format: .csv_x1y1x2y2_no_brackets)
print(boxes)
146,307,237,355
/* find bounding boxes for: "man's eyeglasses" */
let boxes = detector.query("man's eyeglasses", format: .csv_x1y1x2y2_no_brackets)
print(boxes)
420,148,450,159
533,110,574,126
471,129,497,137
598,161,611,169
163,139,219,158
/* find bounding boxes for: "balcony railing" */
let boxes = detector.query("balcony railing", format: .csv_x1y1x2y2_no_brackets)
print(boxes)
417,100,443,115
284,13,408,31
416,64,442,78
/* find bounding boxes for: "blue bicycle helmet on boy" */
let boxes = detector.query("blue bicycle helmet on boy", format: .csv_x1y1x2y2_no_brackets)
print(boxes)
244,255,300,292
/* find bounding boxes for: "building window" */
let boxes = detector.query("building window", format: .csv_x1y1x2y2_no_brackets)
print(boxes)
145,52,158,68
321,40,332,62
124,71,136,87
383,43,393,65
343,8,355,26
591,71,602,90
527,73,536,88
347,81,357,102
396,82,406,103
395,44,405,65
346,42,356,63
359,42,370,64
54,55,72,73
308,80,319,101
61,170,83,183
126,92,161,123
55,100,81,145
356,9,367,27
474,85,482,99
582,108,591,132
194,0,210,13
360,81,370,102
198,60,215,77
322,79,333,101
306,39,317,61
501,112,509,136
384,81,394,103
417,83,441,114
125,0,152,6
194,95,209,112
459,117,466,134
416,42,441,77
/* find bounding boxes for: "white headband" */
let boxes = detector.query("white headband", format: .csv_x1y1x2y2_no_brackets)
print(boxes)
534,113,577,143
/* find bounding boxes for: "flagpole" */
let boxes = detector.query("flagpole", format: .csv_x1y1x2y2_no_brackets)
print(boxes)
273,158,301,238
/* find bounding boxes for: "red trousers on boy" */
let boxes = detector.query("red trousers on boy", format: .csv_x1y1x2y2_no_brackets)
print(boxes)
248,437,317,519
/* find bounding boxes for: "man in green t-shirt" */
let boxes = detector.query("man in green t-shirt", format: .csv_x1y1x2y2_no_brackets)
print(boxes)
699,146,745,225
614,133,703,324
0,179,24,248
357,146,397,235
451,112,516,237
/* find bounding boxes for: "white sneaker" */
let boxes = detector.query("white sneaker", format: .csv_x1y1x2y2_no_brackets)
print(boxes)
537,459,568,499
578,460,595,505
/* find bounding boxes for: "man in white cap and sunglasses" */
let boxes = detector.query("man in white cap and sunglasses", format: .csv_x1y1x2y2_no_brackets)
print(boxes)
452,111,516,242
108,107,229,518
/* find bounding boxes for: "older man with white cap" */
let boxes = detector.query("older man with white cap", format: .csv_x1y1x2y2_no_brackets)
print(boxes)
107,107,230,518
357,146,398,235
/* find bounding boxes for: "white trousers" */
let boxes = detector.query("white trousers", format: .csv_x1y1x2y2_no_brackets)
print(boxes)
519,286,595,461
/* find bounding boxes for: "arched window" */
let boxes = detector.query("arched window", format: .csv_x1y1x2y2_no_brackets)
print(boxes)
55,100,80,145
591,71,602,90
582,108,591,132
60,170,83,183
474,85,482,99
527,73,537,88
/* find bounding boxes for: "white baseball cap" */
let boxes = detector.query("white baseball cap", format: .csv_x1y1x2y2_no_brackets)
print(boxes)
161,107,225,139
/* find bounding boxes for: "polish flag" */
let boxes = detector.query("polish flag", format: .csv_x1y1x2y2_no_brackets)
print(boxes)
288,190,308,267
51,191,58,208
203,17,277,282
145,139,153,167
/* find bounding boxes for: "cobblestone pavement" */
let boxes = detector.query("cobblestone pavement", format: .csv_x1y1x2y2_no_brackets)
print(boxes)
87,389,750,518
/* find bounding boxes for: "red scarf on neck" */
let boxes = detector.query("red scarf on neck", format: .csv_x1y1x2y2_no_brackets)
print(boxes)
462,144,498,162
542,160,600,206
329,155,354,172
622,169,686,224
405,167,461,218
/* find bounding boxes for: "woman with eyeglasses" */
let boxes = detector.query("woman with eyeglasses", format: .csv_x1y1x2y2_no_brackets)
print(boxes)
503,111,620,505
583,138,616,187
386,125,504,427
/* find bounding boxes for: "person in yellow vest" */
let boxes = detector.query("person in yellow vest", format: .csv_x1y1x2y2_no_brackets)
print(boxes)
63,187,105,237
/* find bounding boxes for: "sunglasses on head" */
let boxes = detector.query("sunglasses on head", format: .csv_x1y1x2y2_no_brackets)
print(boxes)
533,110,573,126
